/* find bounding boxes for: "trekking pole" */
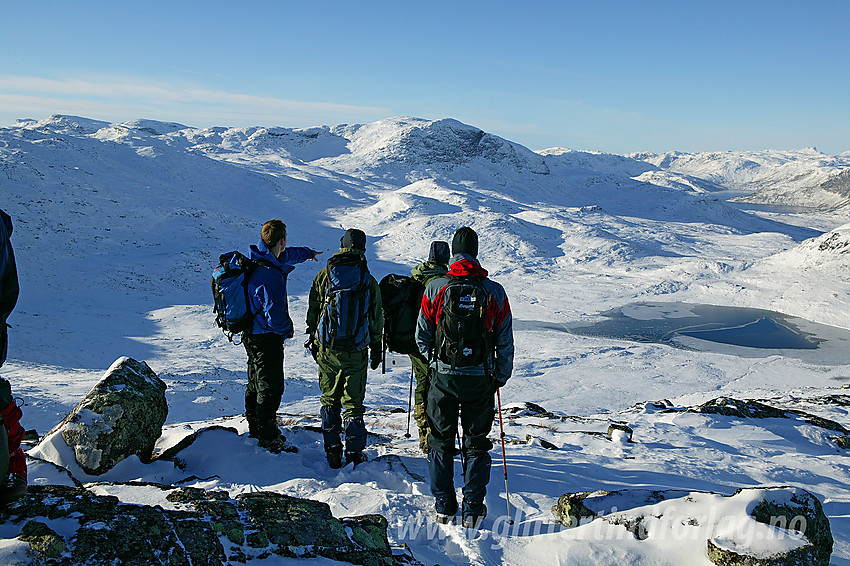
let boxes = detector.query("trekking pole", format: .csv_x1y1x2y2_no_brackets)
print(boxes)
457,406,466,469
496,388,513,525
381,338,386,375
404,366,414,438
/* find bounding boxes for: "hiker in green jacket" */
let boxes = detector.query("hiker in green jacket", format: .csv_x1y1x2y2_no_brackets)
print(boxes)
408,241,449,453
305,229,383,469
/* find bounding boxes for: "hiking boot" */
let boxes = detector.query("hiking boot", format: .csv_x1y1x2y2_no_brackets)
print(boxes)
326,445,343,469
461,505,487,529
434,500,458,525
1,473,27,504
258,435,297,454
345,451,368,467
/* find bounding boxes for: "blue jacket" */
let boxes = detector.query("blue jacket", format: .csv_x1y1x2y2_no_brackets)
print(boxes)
248,239,315,337
1,210,19,367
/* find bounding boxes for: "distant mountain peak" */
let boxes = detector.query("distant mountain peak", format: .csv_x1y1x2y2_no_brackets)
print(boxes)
322,116,550,176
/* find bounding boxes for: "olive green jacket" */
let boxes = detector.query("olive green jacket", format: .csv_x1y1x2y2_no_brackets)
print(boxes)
411,260,448,286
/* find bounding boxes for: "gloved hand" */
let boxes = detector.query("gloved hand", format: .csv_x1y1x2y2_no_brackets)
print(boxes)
369,342,382,370
304,336,318,362
492,377,508,392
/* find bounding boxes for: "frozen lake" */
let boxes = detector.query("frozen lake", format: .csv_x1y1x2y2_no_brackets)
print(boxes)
518,302,850,365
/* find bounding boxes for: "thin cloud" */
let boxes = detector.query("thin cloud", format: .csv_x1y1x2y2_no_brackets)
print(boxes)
0,74,391,127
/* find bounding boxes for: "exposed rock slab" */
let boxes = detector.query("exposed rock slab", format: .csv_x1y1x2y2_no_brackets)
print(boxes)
0,484,409,566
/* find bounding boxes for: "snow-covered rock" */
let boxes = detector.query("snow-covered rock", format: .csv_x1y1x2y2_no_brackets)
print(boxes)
30,358,167,476
551,487,833,565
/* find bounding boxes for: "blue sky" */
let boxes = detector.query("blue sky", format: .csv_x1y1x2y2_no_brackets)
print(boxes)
1,0,848,154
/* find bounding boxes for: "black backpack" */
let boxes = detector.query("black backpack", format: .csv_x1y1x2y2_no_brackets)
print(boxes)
435,275,493,369
316,253,371,350
379,274,424,355
211,251,274,342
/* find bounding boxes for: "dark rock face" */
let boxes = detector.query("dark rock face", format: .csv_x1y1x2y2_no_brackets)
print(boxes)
44,357,168,475
0,485,405,566
820,169,850,200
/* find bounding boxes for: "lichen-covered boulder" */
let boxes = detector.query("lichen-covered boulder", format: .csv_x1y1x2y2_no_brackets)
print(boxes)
551,491,605,527
32,357,167,475
18,521,66,560
549,487,832,565
707,487,833,566
0,485,223,565
237,491,350,549
0,484,405,566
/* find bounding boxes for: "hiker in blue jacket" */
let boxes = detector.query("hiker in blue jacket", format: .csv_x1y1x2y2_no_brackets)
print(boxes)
0,209,27,503
244,219,321,453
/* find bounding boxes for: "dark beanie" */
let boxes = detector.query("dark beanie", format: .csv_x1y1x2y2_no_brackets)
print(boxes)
429,241,450,264
451,227,478,258
340,228,367,251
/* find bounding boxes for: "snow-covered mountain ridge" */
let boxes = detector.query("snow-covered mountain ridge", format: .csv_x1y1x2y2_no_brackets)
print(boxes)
630,148,850,209
1,114,847,336
2,114,850,565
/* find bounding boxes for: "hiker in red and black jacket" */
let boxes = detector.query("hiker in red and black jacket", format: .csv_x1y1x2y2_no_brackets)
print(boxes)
415,226,514,528
0,209,27,504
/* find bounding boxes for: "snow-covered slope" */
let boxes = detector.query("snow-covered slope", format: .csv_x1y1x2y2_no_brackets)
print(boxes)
630,149,850,210
1,114,850,565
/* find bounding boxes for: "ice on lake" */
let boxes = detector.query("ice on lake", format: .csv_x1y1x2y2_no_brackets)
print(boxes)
517,302,850,364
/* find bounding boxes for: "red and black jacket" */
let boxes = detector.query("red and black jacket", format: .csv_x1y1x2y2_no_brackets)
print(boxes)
416,254,514,382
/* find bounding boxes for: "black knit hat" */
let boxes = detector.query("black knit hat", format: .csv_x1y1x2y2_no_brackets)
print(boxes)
340,228,366,251
428,241,450,264
451,227,478,258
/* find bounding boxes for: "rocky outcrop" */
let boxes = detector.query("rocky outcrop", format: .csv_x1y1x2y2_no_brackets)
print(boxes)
31,357,168,475
550,491,602,527
692,397,849,449
706,487,834,566
551,487,832,565
0,484,407,566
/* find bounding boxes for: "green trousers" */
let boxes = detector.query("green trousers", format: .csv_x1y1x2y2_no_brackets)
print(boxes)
317,345,368,419
409,352,431,449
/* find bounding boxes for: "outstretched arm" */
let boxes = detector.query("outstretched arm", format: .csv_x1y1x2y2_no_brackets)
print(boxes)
282,246,322,265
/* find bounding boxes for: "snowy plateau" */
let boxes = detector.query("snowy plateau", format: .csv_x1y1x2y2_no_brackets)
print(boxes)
1,114,850,565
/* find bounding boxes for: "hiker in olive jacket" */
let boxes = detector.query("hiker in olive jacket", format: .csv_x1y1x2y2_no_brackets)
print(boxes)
408,241,449,453
306,229,383,469
416,227,514,528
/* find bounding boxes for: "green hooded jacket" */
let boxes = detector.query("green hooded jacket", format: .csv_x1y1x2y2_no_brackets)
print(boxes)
411,260,448,286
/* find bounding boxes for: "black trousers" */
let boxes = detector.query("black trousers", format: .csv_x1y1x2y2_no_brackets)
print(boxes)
426,371,494,517
243,333,285,440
